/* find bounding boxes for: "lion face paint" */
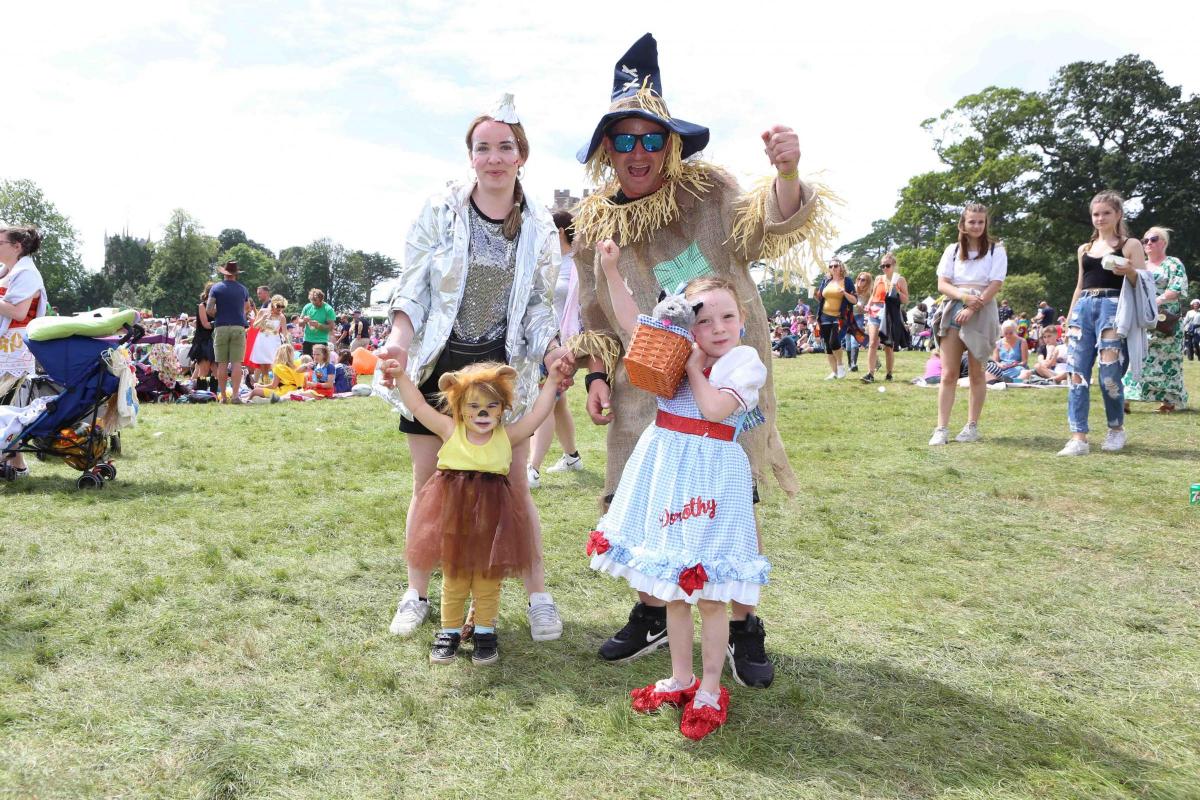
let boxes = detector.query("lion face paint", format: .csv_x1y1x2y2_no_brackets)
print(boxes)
462,385,503,435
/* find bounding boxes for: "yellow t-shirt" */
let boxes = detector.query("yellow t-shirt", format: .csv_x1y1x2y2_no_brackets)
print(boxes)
822,280,844,316
271,363,306,394
436,422,512,475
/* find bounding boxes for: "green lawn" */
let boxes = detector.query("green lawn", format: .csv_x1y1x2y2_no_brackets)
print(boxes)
2,353,1198,799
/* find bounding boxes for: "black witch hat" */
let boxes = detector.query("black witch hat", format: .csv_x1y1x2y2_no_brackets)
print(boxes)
576,33,710,165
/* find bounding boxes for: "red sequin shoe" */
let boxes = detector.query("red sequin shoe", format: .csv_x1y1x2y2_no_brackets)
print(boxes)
630,676,700,713
679,687,730,741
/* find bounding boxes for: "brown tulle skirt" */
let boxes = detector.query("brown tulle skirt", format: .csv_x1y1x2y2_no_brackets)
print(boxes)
406,470,534,579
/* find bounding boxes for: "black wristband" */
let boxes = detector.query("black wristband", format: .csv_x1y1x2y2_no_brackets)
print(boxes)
585,371,608,391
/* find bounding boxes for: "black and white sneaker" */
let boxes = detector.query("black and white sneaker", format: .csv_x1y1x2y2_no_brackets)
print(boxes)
472,632,499,666
429,631,462,665
727,615,774,688
599,602,668,663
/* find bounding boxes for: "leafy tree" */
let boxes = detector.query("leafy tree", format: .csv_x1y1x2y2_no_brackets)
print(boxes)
998,273,1047,317
336,250,368,310
145,209,218,315
103,233,154,292
894,248,941,302
218,228,275,259
216,242,275,293
347,250,402,304
0,178,86,310
840,54,1199,312
295,238,345,307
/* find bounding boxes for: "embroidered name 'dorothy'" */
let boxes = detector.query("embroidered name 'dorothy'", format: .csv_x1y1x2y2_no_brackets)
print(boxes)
659,497,718,528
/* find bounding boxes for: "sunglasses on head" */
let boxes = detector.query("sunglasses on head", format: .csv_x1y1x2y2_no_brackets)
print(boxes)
607,132,666,153
1141,235,1160,245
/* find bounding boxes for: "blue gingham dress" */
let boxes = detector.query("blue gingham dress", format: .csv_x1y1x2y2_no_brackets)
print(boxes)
590,346,770,605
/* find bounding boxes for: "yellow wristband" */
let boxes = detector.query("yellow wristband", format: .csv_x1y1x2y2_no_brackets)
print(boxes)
777,168,799,181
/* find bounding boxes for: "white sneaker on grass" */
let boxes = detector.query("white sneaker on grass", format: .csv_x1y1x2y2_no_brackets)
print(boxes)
1101,428,1126,452
527,592,563,641
389,590,430,636
1057,439,1090,457
928,427,949,446
526,464,541,489
546,453,583,473
823,372,837,381
955,422,981,443
836,365,847,379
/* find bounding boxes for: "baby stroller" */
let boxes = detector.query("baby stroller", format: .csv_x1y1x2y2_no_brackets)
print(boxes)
0,310,143,489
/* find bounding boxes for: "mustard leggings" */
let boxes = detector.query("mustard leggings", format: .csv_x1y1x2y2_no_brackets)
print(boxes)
441,571,502,630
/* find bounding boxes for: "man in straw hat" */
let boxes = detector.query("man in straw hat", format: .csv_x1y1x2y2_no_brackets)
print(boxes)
206,259,253,404
572,33,836,688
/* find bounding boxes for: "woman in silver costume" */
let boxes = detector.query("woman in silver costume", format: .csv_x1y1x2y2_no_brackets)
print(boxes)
378,95,568,642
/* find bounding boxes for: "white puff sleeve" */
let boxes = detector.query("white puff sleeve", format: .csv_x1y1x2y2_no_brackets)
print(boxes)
707,345,767,413
936,243,956,279
988,244,1008,282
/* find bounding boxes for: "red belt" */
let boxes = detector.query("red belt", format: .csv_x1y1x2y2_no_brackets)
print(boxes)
656,410,735,441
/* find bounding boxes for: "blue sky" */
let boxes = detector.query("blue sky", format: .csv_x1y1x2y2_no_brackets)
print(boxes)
6,0,1196,279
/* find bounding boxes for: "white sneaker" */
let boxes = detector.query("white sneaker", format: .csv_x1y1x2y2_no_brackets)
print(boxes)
955,422,981,443
546,453,583,473
389,590,430,636
526,464,541,489
928,427,949,446
1057,439,1090,457
823,371,837,380
527,592,563,641
836,365,847,378
1101,428,1126,452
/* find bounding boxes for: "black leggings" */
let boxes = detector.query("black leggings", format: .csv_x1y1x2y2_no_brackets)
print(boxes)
819,319,841,352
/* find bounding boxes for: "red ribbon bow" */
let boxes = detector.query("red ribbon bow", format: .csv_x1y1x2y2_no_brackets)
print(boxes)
677,563,708,594
586,530,610,556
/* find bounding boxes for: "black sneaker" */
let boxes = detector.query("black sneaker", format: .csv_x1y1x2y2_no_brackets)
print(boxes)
599,602,668,663
472,632,499,666
860,373,875,384
885,373,893,382
849,364,858,372
429,631,462,665
727,615,774,688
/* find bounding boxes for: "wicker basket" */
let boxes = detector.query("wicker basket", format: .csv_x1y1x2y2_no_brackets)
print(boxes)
624,316,693,398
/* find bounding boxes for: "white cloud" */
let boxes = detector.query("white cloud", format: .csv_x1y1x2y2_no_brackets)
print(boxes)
6,0,1196,278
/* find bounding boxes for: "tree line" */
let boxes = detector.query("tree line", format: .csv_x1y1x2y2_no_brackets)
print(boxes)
835,54,1200,315
0,179,400,316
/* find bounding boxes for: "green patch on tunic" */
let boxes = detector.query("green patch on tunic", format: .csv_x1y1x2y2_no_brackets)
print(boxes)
653,242,713,293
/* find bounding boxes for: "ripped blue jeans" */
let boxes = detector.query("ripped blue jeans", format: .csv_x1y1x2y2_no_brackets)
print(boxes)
1066,295,1127,434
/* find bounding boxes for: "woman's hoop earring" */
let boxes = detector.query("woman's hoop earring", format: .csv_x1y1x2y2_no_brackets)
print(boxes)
517,166,525,180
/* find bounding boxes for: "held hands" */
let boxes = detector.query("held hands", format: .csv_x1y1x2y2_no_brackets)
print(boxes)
761,125,800,177
954,306,975,326
546,353,577,388
963,293,984,311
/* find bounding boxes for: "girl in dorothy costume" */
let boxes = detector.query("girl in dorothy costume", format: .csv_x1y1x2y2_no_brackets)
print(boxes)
586,240,769,741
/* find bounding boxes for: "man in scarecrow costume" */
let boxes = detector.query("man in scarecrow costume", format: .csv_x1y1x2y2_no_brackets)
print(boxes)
572,33,835,688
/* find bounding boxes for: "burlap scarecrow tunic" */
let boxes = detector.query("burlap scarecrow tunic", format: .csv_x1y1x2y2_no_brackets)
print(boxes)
575,164,826,500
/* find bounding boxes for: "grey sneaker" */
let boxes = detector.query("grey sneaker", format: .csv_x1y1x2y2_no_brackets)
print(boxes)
527,593,563,641
928,427,950,446
1101,428,1126,452
546,453,583,473
1057,439,1090,457
955,422,981,443
389,594,430,636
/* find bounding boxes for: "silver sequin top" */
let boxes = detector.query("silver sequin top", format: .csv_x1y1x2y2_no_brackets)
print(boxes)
453,201,517,343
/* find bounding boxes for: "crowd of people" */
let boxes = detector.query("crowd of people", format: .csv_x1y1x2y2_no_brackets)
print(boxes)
2,33,1194,743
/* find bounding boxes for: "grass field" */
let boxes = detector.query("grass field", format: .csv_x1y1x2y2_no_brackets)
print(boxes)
2,352,1199,799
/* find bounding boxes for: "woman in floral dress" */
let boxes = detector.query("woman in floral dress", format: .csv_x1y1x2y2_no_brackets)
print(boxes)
1124,226,1189,411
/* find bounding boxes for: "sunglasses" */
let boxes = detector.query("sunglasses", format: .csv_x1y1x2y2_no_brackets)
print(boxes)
1141,235,1160,245
607,132,665,153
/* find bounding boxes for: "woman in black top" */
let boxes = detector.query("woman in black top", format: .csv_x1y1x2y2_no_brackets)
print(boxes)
1058,191,1145,456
